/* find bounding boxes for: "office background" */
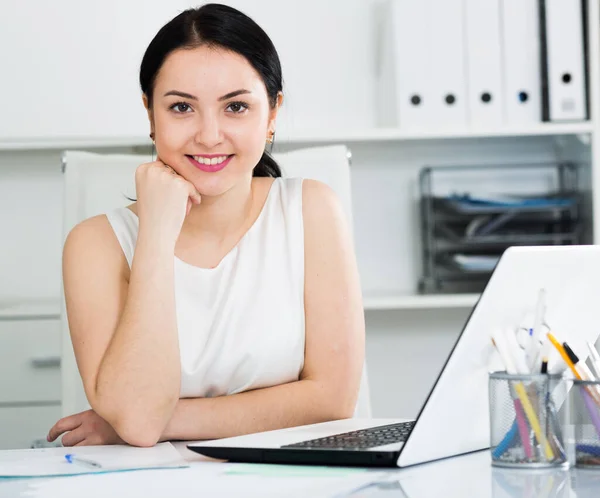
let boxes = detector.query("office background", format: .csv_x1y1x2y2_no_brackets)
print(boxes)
0,0,597,448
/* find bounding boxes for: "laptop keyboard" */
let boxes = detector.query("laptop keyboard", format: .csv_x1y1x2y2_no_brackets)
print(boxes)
282,421,415,450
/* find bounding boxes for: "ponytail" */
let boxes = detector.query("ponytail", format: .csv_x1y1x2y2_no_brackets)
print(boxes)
253,151,282,178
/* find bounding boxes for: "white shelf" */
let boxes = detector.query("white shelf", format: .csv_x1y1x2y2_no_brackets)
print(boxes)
0,293,479,318
363,292,480,310
279,122,594,144
0,300,61,320
0,122,593,151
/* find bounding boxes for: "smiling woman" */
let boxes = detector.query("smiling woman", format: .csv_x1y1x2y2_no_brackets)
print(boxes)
47,3,365,448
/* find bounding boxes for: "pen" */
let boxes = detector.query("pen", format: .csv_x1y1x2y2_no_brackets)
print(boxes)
64,454,103,469
536,336,552,374
503,327,529,374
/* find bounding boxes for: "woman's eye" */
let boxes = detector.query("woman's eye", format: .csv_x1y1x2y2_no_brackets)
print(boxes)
226,102,248,114
170,102,192,113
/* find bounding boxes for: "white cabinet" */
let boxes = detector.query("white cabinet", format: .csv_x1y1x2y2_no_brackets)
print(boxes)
0,316,61,449
0,405,62,450
0,319,61,403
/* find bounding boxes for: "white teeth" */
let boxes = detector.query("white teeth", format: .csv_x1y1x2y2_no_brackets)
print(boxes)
193,155,229,165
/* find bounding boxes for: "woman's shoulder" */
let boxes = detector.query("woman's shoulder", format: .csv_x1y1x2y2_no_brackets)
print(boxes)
63,212,129,270
301,179,343,221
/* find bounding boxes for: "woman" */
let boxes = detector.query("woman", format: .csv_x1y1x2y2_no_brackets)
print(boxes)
47,3,364,447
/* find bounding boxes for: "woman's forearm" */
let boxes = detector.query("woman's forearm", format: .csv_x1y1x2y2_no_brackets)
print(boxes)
160,379,356,442
95,231,181,446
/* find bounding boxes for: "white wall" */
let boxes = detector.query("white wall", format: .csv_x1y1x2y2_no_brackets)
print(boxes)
0,0,379,141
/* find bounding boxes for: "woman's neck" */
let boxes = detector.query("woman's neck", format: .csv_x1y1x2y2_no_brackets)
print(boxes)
182,176,255,241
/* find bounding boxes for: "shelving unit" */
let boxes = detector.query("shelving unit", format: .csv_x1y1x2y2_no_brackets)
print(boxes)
362,292,479,311
0,300,61,320
0,121,594,151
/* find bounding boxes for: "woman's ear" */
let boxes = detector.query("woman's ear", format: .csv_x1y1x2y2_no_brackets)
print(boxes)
142,94,155,137
267,92,284,134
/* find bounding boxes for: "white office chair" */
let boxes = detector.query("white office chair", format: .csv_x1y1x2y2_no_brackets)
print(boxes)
60,145,371,419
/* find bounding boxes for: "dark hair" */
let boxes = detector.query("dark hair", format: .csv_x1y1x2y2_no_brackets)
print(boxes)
139,3,282,177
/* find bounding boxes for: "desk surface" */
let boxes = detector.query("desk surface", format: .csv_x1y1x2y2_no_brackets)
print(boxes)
1,443,599,497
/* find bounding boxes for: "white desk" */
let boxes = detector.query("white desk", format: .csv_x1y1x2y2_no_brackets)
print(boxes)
0,444,599,497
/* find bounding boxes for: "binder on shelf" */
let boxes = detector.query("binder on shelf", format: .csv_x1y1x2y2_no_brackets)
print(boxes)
540,0,588,122
464,0,504,127
376,0,431,129
429,0,468,127
500,0,542,125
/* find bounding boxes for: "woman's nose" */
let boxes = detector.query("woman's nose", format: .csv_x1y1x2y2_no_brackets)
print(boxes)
194,114,223,149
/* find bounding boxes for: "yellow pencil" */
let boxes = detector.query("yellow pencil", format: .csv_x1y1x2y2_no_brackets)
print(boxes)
513,382,555,460
547,333,580,378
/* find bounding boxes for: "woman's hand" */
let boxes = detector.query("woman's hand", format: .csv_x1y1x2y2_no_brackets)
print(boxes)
135,160,202,245
47,410,124,447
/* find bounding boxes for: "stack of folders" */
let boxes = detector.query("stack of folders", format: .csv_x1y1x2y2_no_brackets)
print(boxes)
418,163,581,294
376,0,589,129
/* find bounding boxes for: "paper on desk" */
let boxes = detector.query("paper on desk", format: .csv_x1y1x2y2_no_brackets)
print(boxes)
24,463,384,498
25,466,382,498
0,442,188,478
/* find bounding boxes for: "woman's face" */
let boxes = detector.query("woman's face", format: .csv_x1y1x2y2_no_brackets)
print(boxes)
145,45,279,197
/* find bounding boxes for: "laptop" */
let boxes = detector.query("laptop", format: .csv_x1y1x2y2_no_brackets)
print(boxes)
188,245,600,467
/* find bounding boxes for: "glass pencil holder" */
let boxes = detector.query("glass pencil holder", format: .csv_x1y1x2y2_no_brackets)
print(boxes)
566,379,600,469
489,371,567,468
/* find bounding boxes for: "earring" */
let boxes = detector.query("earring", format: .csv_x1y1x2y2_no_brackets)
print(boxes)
266,131,274,144
149,132,155,143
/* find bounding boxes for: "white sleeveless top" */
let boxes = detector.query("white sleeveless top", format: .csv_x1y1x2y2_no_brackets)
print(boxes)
105,177,306,398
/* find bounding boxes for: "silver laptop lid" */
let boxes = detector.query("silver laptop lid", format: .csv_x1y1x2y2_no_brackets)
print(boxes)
397,245,600,467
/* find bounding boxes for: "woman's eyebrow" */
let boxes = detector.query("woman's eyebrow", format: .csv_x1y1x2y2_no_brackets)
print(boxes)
218,89,251,101
163,89,252,101
164,90,197,100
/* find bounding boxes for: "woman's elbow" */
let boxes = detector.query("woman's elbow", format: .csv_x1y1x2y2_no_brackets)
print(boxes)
329,399,356,420
113,416,162,447
319,385,358,421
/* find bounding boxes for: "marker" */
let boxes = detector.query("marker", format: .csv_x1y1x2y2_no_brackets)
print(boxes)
527,288,546,370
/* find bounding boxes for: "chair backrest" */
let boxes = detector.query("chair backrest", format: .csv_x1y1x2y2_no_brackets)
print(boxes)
60,145,371,418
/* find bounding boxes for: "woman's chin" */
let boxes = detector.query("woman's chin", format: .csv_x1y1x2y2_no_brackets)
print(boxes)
192,178,237,199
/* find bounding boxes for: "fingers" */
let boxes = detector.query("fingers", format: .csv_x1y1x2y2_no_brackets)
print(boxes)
61,428,86,447
188,184,202,205
136,160,202,207
47,415,82,442
76,434,105,446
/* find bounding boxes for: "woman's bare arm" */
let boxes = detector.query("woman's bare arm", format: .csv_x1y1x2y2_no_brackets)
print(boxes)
63,213,180,447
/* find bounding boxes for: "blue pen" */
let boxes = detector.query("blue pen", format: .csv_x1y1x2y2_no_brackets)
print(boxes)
577,444,600,458
492,420,519,459
64,454,103,469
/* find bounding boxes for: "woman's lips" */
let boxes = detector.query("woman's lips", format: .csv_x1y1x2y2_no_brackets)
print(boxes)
186,154,233,173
